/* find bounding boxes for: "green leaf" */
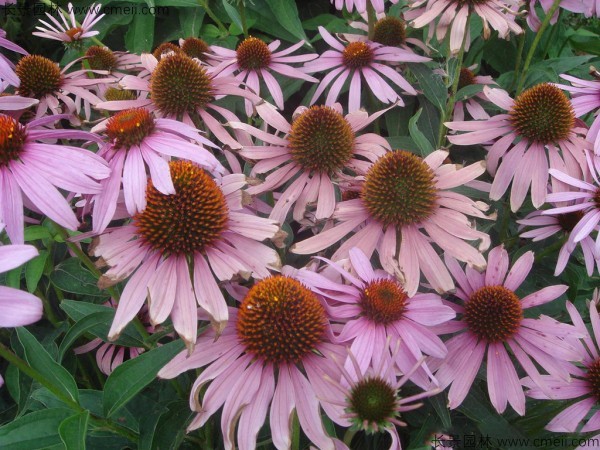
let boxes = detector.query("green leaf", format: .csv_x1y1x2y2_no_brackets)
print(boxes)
49,258,107,298
222,0,244,32
407,64,447,112
139,401,191,450
16,328,79,404
25,250,48,293
264,0,308,42
455,83,484,102
179,7,205,37
103,340,185,417
23,226,51,242
59,411,89,450
0,408,72,449
125,13,155,53
60,300,146,349
58,311,115,362
386,136,419,153
409,108,435,156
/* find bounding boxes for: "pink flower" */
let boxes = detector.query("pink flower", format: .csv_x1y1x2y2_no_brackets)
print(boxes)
519,198,600,276
230,102,390,223
557,73,600,156
292,149,491,296
0,114,110,244
321,341,440,449
210,37,317,115
0,222,43,387
526,0,588,30
446,84,589,212
32,2,104,44
74,300,155,375
523,295,600,433
93,161,280,348
96,53,259,150
543,153,600,257
303,27,429,112
89,107,224,233
158,276,346,450
407,0,521,54
330,0,399,13
288,247,455,388
0,28,28,63
434,245,580,414
0,54,113,119
452,66,495,121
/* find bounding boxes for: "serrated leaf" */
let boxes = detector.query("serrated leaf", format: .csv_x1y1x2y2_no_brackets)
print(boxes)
264,0,308,42
16,327,79,404
103,340,185,417
408,64,447,112
59,411,89,450
125,13,155,53
49,258,106,297
409,108,435,156
0,408,72,449
25,250,48,293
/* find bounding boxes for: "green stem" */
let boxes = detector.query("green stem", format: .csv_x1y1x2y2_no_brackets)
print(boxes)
239,0,248,37
198,0,228,35
343,429,357,447
510,29,526,92
516,0,562,94
437,24,468,148
0,342,138,442
366,2,377,40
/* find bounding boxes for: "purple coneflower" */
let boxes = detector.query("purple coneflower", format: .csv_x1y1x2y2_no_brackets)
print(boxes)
230,102,390,223
96,53,258,149
321,341,441,449
434,245,580,414
292,149,490,296
0,114,109,244
90,107,224,233
543,153,600,255
331,0,399,13
304,26,429,112
93,160,280,348
158,276,346,450
407,0,521,54
288,247,455,388
32,2,104,45
526,0,587,30
0,222,43,386
557,73,600,156
523,294,600,433
452,66,495,121
210,37,317,115
446,83,589,211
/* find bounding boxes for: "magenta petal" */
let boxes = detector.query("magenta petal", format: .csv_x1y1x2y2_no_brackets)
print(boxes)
0,287,43,327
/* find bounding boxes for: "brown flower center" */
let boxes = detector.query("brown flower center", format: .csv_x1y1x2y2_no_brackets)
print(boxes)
152,42,183,60
236,37,272,70
586,358,600,402
373,17,406,47
342,42,374,69
457,68,476,90
150,54,215,116
464,285,523,343
85,46,118,71
181,37,210,61
557,210,584,232
105,108,155,149
236,276,326,364
104,88,136,102
348,376,398,432
65,26,83,41
510,83,574,144
288,105,355,173
134,161,228,256
360,279,408,324
0,115,26,167
361,150,437,227
15,55,62,99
